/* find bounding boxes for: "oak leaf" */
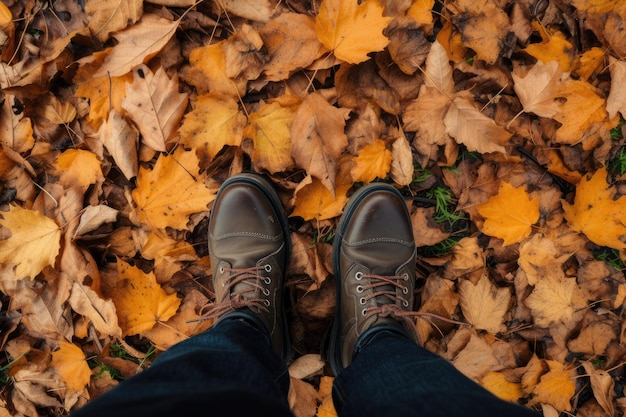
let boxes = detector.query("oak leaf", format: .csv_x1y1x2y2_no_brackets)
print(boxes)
477,182,540,246
459,274,511,334
606,57,626,119
131,147,217,231
290,92,350,194
527,360,575,412
512,60,562,119
562,167,626,249
121,65,188,152
86,0,142,42
93,14,179,78
244,98,297,173
178,93,247,164
0,205,61,280
315,0,392,64
98,110,139,180
110,259,181,336
444,93,510,154
50,341,91,394
350,139,391,184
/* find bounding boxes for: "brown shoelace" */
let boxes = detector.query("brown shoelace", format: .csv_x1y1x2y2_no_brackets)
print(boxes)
358,272,420,330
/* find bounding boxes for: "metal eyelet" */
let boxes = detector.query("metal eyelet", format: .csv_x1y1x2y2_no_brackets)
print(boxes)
355,271,363,280
402,273,409,281
262,288,270,296
264,264,272,272
362,309,367,316
356,285,363,293
403,300,409,307
264,277,272,285
402,287,409,295
219,266,225,273
263,300,271,306
359,297,366,305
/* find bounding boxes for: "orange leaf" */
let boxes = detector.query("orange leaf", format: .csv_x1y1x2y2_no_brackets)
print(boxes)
55,149,103,191
563,167,626,249
480,371,523,403
111,259,181,336
527,360,576,412
315,0,392,64
477,182,539,246
523,24,574,72
131,147,217,231
350,140,391,183
0,205,61,280
50,341,91,394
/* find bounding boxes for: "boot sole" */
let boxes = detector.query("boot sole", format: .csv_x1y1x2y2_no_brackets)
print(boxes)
215,173,292,362
329,182,405,376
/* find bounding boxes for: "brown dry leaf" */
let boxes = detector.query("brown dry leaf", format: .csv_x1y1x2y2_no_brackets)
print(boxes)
422,40,455,94
411,207,449,247
443,236,485,280
55,149,103,192
582,361,615,417
512,60,562,119
315,0,392,64
93,14,179,78
187,42,242,97
219,0,274,22
527,360,575,412
50,341,91,395
562,166,626,250
259,13,327,81
480,371,523,403
567,320,616,356
110,259,181,336
0,205,61,280
517,234,563,286
287,233,332,290
86,0,142,42
67,281,121,338
452,331,501,380
74,205,119,238
577,46,604,81
390,134,414,186
606,56,626,120
121,65,188,152
11,368,62,415
1,95,35,154
416,275,459,343
288,377,317,417
179,93,247,164
98,109,139,180
444,93,510,155
131,147,217,231
476,182,540,246
524,269,583,328
244,98,298,173
350,139,391,183
41,94,76,125
290,92,350,194
459,274,511,334
288,353,325,380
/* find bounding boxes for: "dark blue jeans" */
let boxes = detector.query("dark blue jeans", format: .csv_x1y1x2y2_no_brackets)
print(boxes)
72,319,538,417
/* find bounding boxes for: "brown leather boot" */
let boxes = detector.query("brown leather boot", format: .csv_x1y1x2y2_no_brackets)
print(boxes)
206,173,291,360
329,183,417,375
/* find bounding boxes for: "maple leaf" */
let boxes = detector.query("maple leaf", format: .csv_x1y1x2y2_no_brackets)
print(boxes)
85,0,142,42
244,98,297,173
98,110,139,180
477,181,540,246
55,149,103,192
524,269,582,327
0,205,61,280
606,56,626,119
512,60,562,119
50,341,91,394
459,274,511,334
121,65,188,152
350,139,391,183
93,14,179,78
527,360,576,412
131,147,217,231
523,26,575,72
0,95,34,153
444,93,510,154
178,93,247,164
290,92,350,194
315,0,392,64
110,259,181,336
562,167,626,249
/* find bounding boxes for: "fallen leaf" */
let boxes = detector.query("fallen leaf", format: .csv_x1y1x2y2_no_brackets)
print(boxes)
288,377,317,417
50,341,91,394
219,0,274,22
290,92,350,194
98,109,139,180
606,56,626,120
121,65,188,152
109,259,181,336
452,331,501,380
0,95,34,153
407,0,435,28
512,60,562,119
582,361,615,417
86,0,143,42
0,205,61,280
187,42,243,97
480,371,523,403
350,139,391,183
41,94,76,125
317,376,338,417
315,0,392,64
288,353,325,380
74,205,119,237
524,27,574,72
562,166,626,249
389,134,414,186
524,269,582,327
459,274,511,334
67,281,121,337
131,147,216,230
55,149,103,192
93,14,179,78
527,360,575,412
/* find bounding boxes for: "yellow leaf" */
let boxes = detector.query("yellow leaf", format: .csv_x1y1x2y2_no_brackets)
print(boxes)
407,0,435,27
56,149,103,191
315,0,392,64
121,65,188,152
245,99,297,173
187,42,242,97
562,167,626,249
524,270,580,327
459,274,511,334
85,0,142,43
350,140,391,183
131,147,217,231
111,259,181,336
527,360,576,412
477,182,540,246
523,25,574,72
50,342,91,394
41,94,76,125
93,14,179,78
0,205,61,280
480,371,523,403
179,93,246,164
317,376,338,417
577,46,604,81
